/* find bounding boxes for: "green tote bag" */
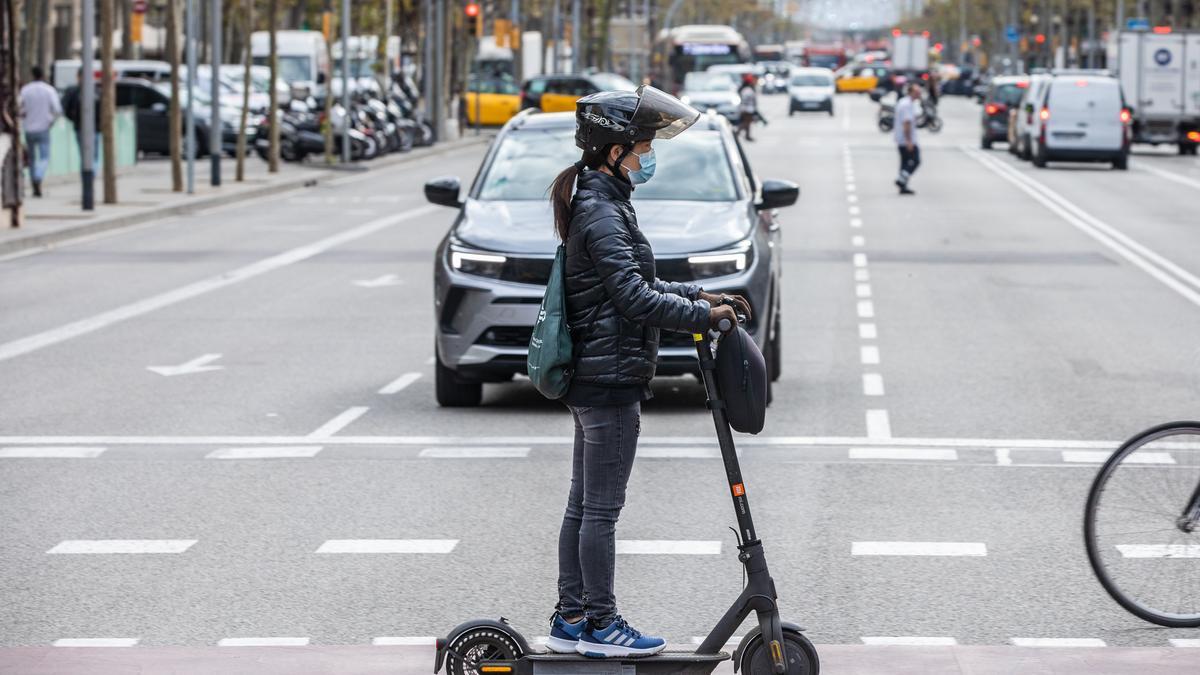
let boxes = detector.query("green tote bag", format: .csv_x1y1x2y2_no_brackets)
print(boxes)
528,245,580,399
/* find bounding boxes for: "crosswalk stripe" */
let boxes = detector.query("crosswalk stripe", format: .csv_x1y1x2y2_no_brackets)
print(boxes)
47,540,196,554
315,539,458,554
206,446,323,459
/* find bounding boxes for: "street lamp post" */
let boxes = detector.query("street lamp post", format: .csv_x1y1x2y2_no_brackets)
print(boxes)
185,0,196,194
341,0,350,164
210,0,221,186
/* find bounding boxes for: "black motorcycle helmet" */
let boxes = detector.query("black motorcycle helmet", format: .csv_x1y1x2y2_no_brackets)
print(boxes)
575,85,700,177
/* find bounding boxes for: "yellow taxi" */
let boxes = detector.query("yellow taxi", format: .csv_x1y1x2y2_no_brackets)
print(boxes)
463,75,522,126
835,65,889,93
519,72,639,113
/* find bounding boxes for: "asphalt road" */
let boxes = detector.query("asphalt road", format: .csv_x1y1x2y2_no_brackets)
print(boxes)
2,92,1199,673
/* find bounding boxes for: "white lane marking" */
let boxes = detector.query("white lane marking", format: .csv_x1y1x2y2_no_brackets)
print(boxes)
846,183,856,192
866,410,892,439
308,406,370,438
860,346,880,365
851,235,865,247
379,373,422,395
218,637,310,647
842,112,850,130
1062,450,1175,464
850,448,957,461
850,217,863,228
354,274,404,288
995,448,1012,466
853,253,868,267
966,148,1200,307
861,636,957,646
848,205,861,215
0,446,106,458
857,301,875,318
847,194,859,203
859,323,877,339
1116,544,1200,558
48,540,197,554
855,269,870,282
0,206,439,363
852,542,987,556
1139,163,1200,191
1170,639,1200,647
616,540,721,555
418,447,530,458
862,373,885,396
53,638,139,647
316,539,458,554
146,353,224,377
206,446,323,459
373,636,438,646
1010,638,1105,648
856,283,872,298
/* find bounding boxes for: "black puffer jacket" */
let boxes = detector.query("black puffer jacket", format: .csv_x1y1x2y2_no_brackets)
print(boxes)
564,170,711,386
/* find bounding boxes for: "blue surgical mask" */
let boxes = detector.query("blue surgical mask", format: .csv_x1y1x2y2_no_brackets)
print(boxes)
625,149,657,185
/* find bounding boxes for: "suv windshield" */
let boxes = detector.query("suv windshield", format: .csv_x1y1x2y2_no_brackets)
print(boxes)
588,72,638,92
478,127,738,202
791,74,831,87
684,73,735,92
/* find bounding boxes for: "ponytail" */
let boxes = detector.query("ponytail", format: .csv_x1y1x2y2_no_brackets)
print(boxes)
550,151,604,241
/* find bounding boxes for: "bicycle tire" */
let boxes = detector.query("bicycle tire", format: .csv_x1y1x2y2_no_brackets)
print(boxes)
1084,420,1200,627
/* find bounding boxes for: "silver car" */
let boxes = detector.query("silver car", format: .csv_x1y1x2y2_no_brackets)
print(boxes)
423,110,798,406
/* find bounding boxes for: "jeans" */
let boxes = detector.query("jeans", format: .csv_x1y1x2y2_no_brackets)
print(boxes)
897,145,921,186
24,130,51,183
557,401,640,627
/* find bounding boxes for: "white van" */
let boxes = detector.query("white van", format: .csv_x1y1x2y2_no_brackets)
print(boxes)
251,30,329,95
1028,72,1130,170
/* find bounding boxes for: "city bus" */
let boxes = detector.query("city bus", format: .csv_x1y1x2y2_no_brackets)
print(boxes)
654,24,751,93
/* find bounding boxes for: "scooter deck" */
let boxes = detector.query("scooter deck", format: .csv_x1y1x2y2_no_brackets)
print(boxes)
490,649,731,675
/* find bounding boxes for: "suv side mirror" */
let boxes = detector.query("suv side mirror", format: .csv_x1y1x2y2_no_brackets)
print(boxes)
757,179,799,210
424,176,463,208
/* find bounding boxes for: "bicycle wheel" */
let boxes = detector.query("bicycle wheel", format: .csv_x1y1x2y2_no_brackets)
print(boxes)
1084,421,1200,627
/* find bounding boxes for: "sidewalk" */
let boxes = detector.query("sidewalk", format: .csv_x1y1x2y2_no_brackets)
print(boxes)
1,136,490,256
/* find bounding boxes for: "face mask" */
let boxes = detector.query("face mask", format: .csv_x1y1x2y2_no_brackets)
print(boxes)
624,148,657,185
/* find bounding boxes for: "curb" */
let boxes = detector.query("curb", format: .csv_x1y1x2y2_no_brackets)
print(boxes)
1,134,492,256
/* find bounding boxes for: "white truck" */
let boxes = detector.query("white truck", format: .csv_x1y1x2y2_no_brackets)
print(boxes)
1107,30,1200,154
251,30,329,98
891,33,930,74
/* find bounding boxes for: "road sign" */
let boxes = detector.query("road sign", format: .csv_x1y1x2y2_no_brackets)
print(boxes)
1127,17,1150,30
1004,26,1019,44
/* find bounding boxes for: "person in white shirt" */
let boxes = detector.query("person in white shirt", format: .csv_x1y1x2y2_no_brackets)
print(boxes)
19,66,63,197
893,83,922,195
737,73,758,142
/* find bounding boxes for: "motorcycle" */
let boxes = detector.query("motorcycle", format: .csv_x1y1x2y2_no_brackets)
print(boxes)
876,97,942,133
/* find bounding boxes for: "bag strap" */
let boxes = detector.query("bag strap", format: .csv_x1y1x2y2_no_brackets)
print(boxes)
561,243,604,342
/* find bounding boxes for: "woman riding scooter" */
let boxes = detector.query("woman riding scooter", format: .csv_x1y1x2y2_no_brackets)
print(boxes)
543,86,753,658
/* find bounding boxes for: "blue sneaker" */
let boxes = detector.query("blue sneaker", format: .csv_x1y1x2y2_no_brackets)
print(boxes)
545,612,587,653
576,615,666,658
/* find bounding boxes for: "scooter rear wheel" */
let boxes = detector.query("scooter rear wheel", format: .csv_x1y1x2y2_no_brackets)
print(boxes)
445,627,523,675
739,630,819,675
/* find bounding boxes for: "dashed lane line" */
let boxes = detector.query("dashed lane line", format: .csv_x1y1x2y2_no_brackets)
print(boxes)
862,373,885,396
205,446,323,459
865,410,892,439
1171,639,1200,647
0,206,440,363
995,448,1013,466
47,540,197,554
856,301,875,318
1116,544,1200,558
307,406,370,438
855,269,870,282
53,638,139,647
859,323,877,339
378,372,422,395
315,539,459,554
852,542,987,556
855,283,872,297
1138,162,1200,191
860,346,880,364
0,446,106,458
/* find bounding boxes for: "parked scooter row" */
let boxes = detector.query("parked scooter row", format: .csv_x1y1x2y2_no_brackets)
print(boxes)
254,79,433,163
873,91,942,134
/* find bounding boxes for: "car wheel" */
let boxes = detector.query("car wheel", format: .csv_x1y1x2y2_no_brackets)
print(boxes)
1032,143,1047,168
788,108,795,116
981,136,992,149
827,106,834,117
435,349,483,407
769,316,781,383
1019,136,1032,161
1112,153,1128,170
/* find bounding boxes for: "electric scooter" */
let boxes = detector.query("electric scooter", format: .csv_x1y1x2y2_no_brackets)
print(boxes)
434,317,819,675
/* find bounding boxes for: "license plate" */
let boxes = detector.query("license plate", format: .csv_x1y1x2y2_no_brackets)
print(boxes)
801,102,819,108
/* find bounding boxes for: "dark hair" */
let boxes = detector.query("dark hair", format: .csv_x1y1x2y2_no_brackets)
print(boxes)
31,65,44,80
549,149,606,241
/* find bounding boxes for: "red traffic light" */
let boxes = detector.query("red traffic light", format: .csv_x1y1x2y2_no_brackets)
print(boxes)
465,3,479,17
891,28,901,37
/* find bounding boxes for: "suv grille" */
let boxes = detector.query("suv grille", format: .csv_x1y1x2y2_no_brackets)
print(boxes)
497,256,697,286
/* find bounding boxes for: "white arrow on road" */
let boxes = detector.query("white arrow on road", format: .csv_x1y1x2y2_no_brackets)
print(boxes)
353,274,404,288
147,354,225,377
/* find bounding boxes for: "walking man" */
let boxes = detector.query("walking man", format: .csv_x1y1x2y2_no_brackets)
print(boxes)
19,66,62,197
737,73,757,142
894,83,921,195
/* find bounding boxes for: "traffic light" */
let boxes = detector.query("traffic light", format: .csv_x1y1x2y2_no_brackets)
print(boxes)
465,3,482,39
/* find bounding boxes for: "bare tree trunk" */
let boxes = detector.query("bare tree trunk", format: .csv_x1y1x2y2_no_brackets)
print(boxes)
235,0,251,181
267,0,279,172
323,6,334,165
119,0,134,58
100,0,117,203
167,0,183,191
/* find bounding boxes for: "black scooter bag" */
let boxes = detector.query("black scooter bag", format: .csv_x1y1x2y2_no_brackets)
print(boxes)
714,326,767,434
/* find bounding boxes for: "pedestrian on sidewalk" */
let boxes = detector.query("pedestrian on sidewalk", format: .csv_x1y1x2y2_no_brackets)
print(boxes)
736,73,758,142
60,71,100,165
894,82,922,196
19,66,62,197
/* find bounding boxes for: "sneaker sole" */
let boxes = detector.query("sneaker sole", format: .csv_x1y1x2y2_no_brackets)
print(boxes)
575,640,666,658
545,635,580,654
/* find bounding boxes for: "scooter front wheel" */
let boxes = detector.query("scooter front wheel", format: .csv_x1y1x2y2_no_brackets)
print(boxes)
445,626,523,675
739,629,819,675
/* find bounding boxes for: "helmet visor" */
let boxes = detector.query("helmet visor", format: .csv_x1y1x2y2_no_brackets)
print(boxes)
631,85,700,140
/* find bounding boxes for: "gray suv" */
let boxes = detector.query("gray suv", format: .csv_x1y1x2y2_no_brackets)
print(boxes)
424,110,798,406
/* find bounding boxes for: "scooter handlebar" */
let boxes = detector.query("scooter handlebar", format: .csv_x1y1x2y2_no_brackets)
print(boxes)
716,313,748,334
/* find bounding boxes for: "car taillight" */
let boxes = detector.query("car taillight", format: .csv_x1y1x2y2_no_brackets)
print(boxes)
1039,107,1050,121
920,72,929,80
1187,130,1200,142
986,103,1007,116
1120,108,1131,124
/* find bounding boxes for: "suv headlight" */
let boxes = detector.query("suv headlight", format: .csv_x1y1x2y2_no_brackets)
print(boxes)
687,239,753,279
449,244,507,279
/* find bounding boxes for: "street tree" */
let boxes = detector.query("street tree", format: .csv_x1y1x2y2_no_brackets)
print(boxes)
100,0,117,203
267,0,279,172
167,0,183,191
235,0,252,181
